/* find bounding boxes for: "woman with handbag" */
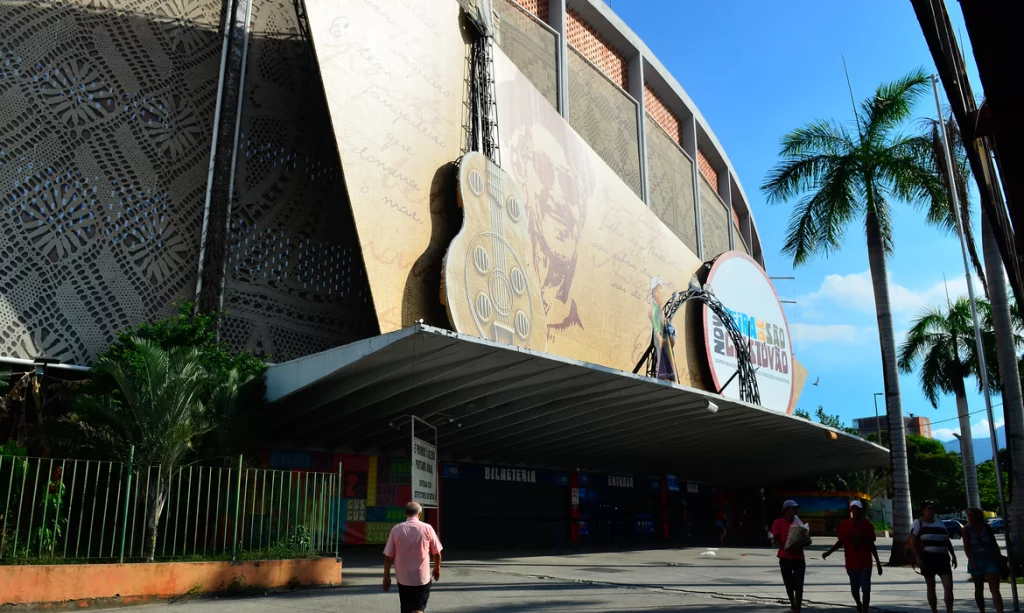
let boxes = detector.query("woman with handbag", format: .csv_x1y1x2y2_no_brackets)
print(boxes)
963,507,1005,613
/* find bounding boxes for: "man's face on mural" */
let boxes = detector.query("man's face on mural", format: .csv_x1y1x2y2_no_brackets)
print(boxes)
526,129,585,268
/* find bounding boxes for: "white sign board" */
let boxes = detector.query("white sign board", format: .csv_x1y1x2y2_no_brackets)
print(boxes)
412,436,438,508
703,251,794,413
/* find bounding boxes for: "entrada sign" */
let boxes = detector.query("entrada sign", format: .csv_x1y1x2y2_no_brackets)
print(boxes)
703,251,795,413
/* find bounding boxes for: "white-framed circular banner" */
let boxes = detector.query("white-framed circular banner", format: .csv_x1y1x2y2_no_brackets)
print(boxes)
702,251,794,413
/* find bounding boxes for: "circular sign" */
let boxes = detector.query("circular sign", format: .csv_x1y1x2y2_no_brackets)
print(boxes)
702,251,794,413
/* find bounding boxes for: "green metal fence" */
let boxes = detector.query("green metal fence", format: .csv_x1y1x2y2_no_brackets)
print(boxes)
0,453,341,563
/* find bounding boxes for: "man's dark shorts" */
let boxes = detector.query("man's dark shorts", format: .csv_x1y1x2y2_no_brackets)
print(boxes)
921,552,952,578
398,582,431,613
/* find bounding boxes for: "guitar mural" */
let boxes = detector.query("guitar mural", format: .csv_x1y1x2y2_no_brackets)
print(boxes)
442,0,547,350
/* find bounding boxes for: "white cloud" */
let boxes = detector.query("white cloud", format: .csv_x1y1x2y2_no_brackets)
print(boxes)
932,417,1004,442
799,271,982,320
789,323,859,347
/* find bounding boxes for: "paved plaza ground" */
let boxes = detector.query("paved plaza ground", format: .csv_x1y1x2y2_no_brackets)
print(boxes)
129,538,1020,612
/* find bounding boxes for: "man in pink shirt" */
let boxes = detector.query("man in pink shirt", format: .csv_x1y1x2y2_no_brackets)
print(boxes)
383,502,443,613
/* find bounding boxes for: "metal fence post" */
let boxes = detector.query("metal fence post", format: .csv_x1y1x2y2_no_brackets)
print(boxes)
336,462,343,558
232,454,242,562
119,446,134,563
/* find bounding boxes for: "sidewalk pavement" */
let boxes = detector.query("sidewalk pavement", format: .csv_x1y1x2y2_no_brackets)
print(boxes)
122,538,1018,612
438,538,1018,612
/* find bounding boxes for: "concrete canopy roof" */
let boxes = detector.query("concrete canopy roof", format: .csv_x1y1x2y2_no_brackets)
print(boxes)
266,325,888,486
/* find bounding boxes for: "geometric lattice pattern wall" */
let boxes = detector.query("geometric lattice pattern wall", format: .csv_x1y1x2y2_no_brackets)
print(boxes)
567,47,642,197
646,117,697,254
700,176,730,259
0,0,222,364
496,0,559,110
566,9,628,90
219,0,378,362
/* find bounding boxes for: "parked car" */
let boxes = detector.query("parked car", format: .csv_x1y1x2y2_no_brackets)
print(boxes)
989,518,1005,533
943,519,963,539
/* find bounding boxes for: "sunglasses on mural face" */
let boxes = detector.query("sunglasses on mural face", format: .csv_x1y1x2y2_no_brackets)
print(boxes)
532,149,581,206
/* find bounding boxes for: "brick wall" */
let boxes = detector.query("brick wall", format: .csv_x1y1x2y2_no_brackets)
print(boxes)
515,0,548,22
644,84,682,145
566,8,628,89
697,148,718,187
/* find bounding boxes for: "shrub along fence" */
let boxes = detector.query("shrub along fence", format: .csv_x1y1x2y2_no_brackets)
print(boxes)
0,452,342,564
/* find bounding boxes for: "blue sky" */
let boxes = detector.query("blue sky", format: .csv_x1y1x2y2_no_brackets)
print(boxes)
609,0,1000,441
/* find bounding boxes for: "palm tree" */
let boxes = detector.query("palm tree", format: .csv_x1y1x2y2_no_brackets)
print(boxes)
67,337,247,561
924,113,1024,564
897,296,989,506
762,68,948,564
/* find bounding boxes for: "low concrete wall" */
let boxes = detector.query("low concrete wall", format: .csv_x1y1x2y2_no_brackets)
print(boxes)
0,557,341,605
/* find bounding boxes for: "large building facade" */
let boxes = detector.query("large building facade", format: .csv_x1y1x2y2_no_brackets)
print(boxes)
0,0,762,367
0,0,887,549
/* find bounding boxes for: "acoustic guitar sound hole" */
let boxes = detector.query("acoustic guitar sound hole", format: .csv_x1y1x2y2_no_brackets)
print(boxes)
507,196,522,222
468,169,484,196
515,310,530,339
473,245,489,274
475,292,493,321
510,267,526,295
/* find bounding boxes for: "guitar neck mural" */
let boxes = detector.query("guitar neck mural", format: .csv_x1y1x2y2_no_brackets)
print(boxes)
442,1,547,350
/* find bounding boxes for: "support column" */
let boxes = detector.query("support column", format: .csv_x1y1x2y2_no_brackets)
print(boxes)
569,469,581,547
194,0,254,314
681,115,702,260
548,0,569,119
628,52,649,204
720,171,733,250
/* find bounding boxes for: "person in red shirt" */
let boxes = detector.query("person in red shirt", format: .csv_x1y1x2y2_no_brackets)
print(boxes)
771,500,810,613
823,500,883,613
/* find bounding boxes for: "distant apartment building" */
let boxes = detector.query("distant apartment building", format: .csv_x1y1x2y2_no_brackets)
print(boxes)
854,415,932,439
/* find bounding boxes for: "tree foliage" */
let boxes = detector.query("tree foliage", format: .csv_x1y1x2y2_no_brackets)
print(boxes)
98,301,266,383
59,336,262,561
761,68,947,264
48,302,269,461
906,434,967,514
899,296,1024,406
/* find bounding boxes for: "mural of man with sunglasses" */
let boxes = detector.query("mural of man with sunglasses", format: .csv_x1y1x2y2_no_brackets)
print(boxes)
507,115,596,344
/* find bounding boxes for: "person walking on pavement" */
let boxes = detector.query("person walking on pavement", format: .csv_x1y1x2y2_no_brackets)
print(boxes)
383,502,443,613
715,508,728,544
771,500,810,613
823,500,883,612
911,501,958,613
963,506,1005,613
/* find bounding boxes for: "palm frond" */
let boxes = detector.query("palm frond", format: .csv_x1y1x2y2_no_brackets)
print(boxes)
762,154,845,205
779,156,860,265
898,309,950,372
778,119,855,158
861,68,931,146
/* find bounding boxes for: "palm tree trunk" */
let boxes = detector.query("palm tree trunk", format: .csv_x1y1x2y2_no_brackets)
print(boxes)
144,473,167,563
865,210,913,564
954,386,981,507
982,212,1024,561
